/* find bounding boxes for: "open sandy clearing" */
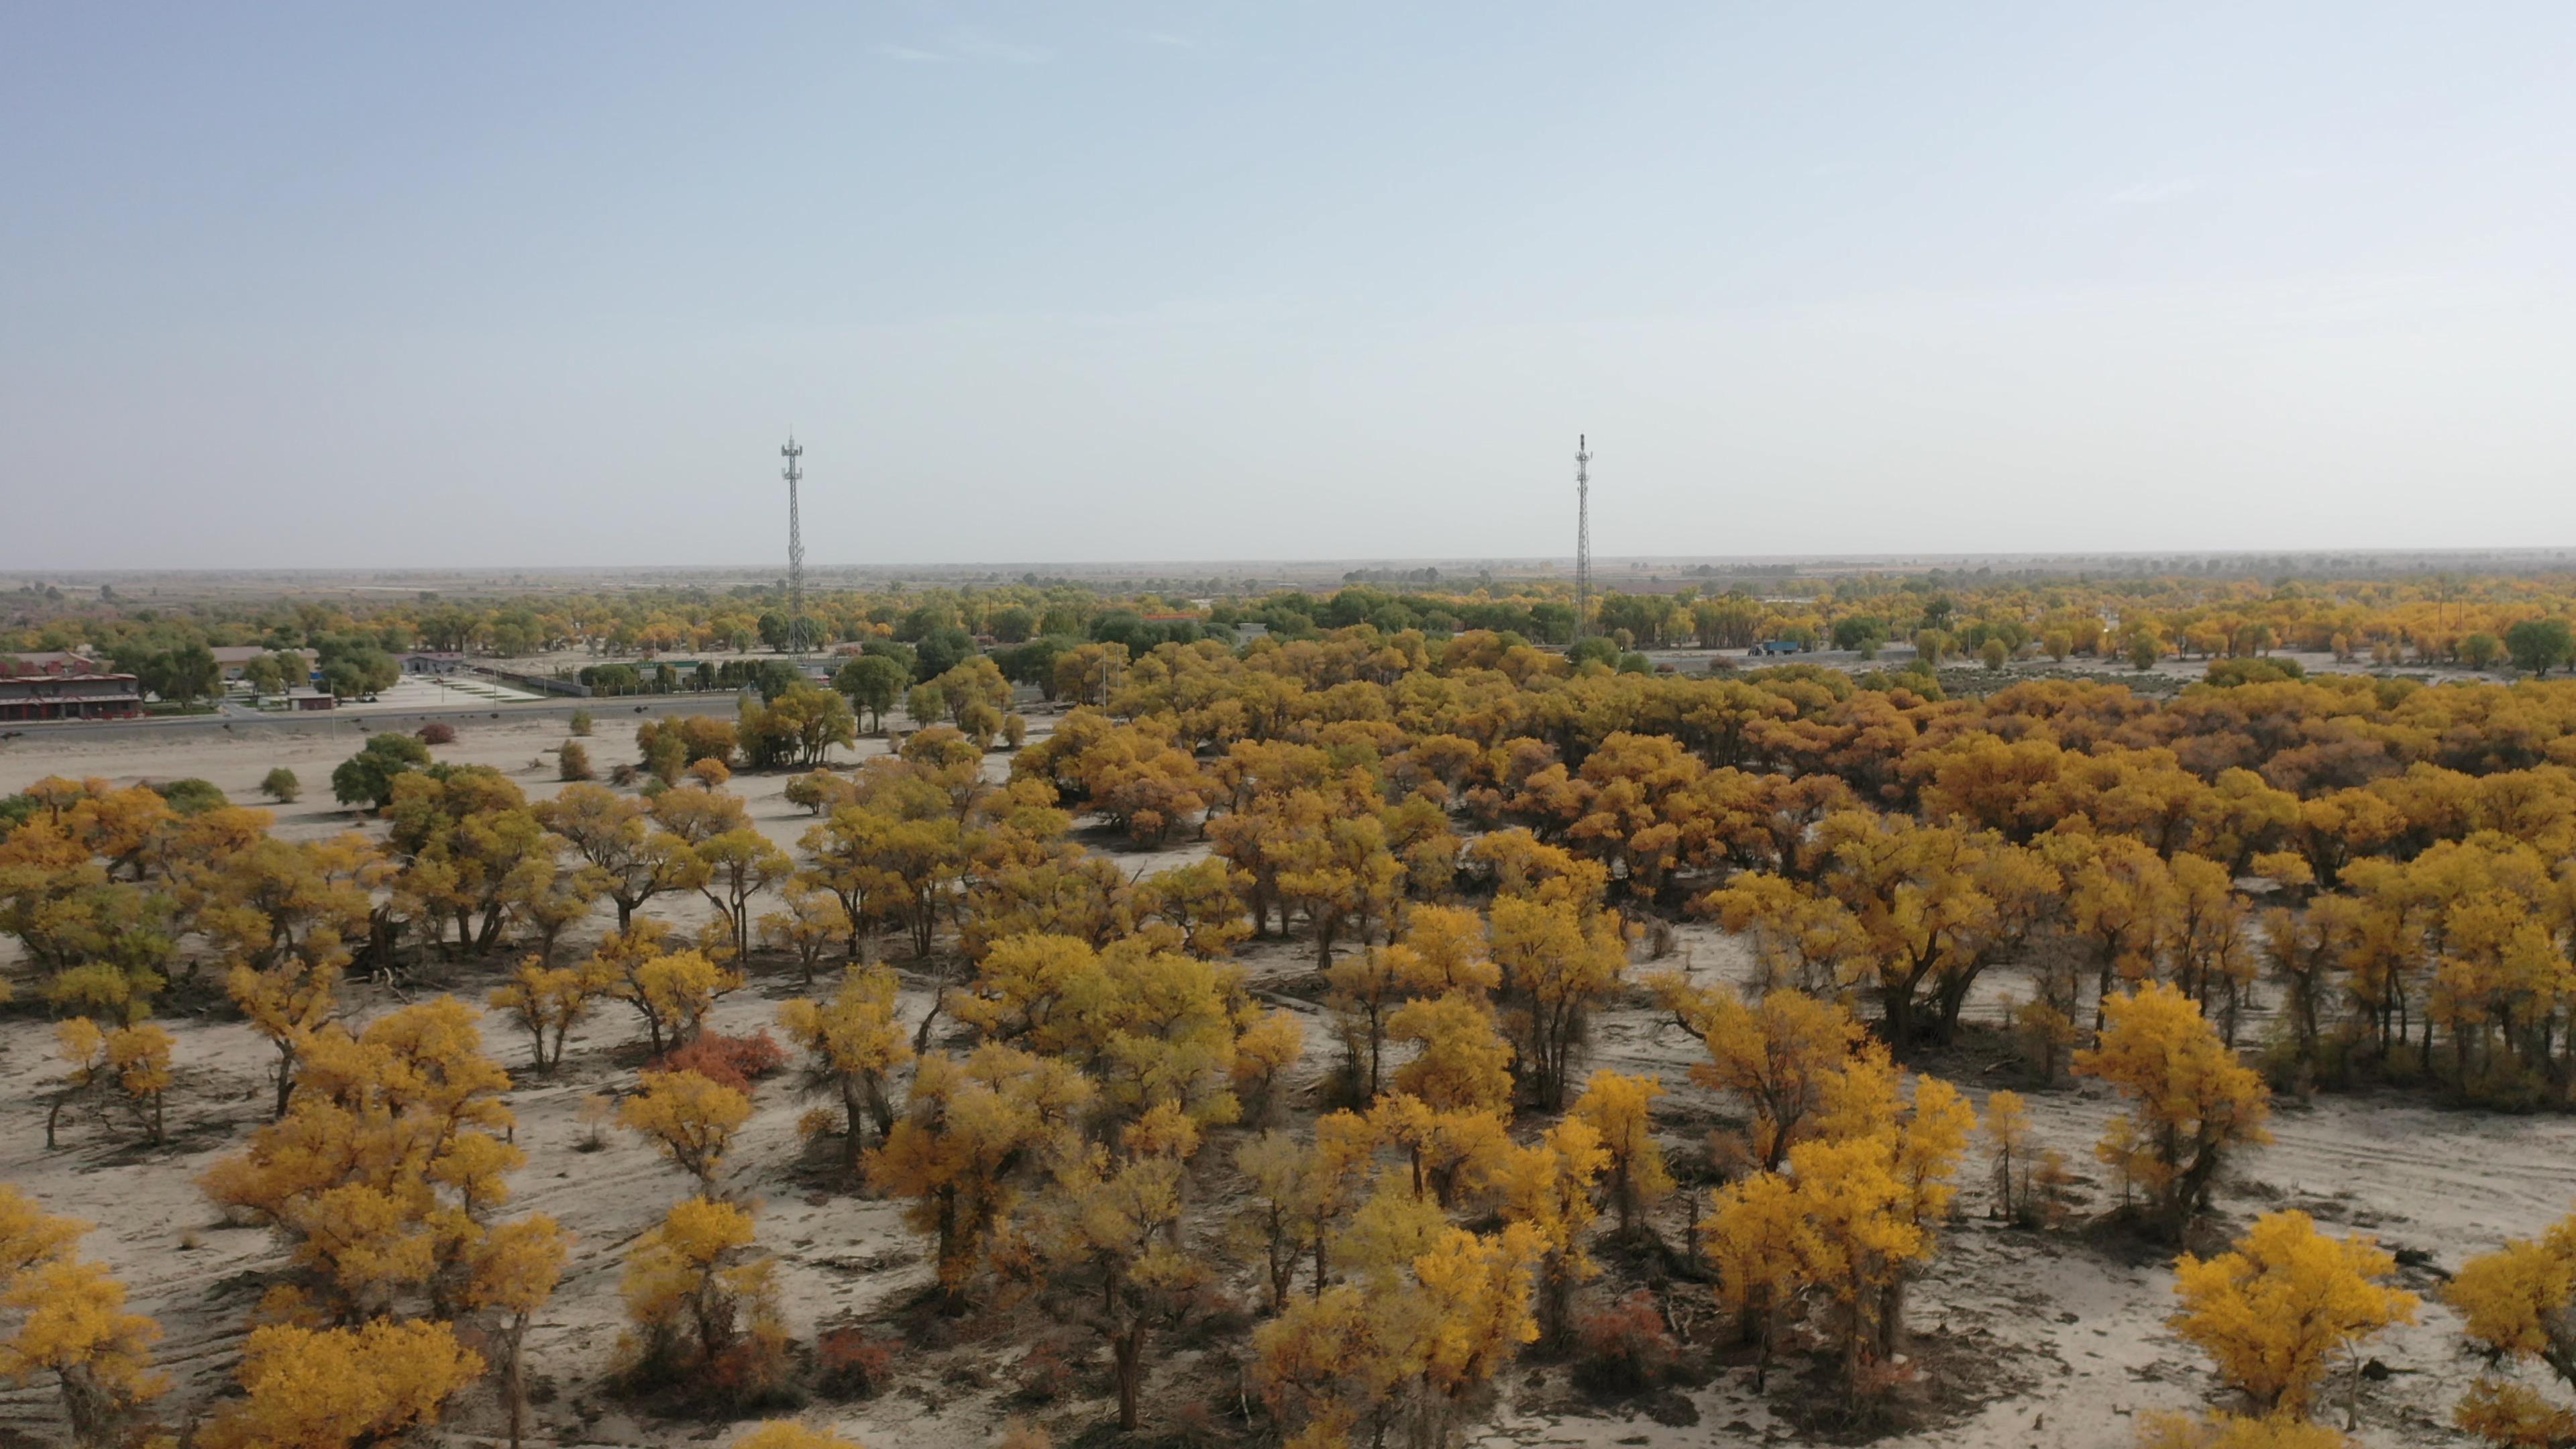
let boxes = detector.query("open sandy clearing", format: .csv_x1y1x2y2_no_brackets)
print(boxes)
0,725,2560,1448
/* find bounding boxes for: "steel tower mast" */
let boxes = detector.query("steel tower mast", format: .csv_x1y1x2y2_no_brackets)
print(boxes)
781,435,806,662
1573,434,1593,643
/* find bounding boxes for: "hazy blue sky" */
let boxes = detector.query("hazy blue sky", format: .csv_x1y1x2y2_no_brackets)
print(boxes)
7,3,2574,568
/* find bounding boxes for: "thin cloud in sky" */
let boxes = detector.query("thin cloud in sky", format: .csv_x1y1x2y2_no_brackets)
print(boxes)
875,43,941,62
946,26,1050,64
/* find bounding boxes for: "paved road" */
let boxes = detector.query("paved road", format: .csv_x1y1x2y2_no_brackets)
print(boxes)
0,692,746,746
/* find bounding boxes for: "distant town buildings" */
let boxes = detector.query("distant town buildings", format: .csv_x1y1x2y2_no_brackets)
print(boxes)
0,651,105,678
0,672,142,720
209,646,316,681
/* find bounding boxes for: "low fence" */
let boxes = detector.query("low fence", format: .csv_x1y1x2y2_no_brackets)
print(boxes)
476,667,589,698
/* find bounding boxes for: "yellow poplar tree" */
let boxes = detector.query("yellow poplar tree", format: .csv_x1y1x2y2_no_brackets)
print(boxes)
865,1044,1094,1307
606,941,741,1054
1324,943,1409,1100
105,1022,172,1145
621,1195,786,1392
1488,895,1626,1110
2076,983,2271,1233
1036,1104,1208,1430
731,1426,870,1449
1570,1069,1674,1237
1984,1088,2035,1224
1491,1117,1606,1345
2134,1413,2352,1448
0,1253,166,1447
1385,991,1514,1116
1252,1221,1541,1449
46,1017,109,1150
2169,1210,2417,1421
198,1318,484,1449
1689,985,1864,1171
488,955,604,1073
1232,1006,1306,1125
227,947,341,1120
2445,1210,2576,1445
1788,1131,1924,1395
779,964,914,1169
1235,1129,1320,1313
1702,1170,1809,1388
458,1214,570,1449
199,996,526,1322
0,1187,83,1279
620,1069,754,1190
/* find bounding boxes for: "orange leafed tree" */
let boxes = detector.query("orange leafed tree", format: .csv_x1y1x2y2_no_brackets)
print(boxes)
2075,983,2271,1234
0,1235,166,1448
1686,985,1864,1171
198,1318,483,1449
199,996,530,1322
865,1044,1094,1307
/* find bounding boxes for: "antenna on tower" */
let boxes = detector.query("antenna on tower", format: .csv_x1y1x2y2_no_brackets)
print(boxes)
1573,434,1593,643
781,434,806,663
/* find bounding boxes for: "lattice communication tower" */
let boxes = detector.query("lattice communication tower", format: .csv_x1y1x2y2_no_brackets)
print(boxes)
781,434,806,661
1573,434,1593,641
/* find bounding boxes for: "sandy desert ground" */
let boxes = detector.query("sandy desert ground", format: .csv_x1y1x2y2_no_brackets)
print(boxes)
0,715,2559,1449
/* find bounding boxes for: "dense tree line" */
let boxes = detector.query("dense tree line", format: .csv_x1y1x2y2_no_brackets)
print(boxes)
14,568,2576,686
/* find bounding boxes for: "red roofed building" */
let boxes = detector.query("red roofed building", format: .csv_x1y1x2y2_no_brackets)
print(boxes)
0,672,143,721
0,651,105,679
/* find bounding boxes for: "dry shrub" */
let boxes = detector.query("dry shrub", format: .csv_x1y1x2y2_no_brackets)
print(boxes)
649,1030,787,1093
692,1333,795,1411
814,1326,896,1398
1572,1290,1677,1395
1169,1399,1230,1448
417,721,458,745
1011,1334,1085,1404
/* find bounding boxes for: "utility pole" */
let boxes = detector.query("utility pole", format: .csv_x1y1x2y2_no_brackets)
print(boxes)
1573,434,1593,643
781,434,806,664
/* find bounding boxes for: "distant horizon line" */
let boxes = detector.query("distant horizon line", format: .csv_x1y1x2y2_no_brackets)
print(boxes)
7,545,2576,582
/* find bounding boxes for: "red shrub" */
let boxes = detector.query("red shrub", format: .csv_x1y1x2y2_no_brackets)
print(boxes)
698,1335,792,1409
1012,1335,1083,1404
417,722,458,745
1573,1290,1677,1395
649,1030,787,1093
816,1328,896,1398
